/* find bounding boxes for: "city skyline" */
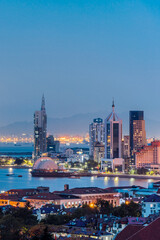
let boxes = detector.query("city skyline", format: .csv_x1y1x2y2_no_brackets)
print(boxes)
0,102,159,138
0,1,160,126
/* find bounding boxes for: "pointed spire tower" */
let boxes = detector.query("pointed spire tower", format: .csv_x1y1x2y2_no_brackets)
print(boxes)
104,100,122,159
41,94,46,112
34,95,47,159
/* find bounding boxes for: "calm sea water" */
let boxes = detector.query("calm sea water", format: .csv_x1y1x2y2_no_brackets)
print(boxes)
0,168,154,192
0,144,154,191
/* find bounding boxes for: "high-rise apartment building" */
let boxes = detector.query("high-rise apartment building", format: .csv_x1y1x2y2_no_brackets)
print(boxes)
89,118,104,158
129,111,146,165
34,95,47,159
47,135,60,153
136,141,160,169
104,101,122,159
122,135,130,158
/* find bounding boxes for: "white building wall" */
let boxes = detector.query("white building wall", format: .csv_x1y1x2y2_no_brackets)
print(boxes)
142,202,160,217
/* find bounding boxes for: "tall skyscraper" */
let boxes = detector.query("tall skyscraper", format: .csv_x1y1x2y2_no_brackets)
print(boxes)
104,101,122,159
89,118,104,158
129,111,146,166
34,95,47,159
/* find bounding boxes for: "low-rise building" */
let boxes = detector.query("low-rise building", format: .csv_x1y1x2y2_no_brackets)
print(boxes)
0,194,26,208
26,193,82,209
33,205,58,221
142,194,160,217
54,185,120,207
5,186,49,197
115,217,160,240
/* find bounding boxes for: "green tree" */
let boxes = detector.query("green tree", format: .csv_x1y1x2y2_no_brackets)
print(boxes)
95,199,113,215
40,226,53,240
44,214,72,225
0,215,21,240
72,204,97,218
113,201,141,217
12,207,37,226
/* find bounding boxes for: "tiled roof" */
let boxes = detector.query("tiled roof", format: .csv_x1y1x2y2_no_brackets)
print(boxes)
33,206,57,214
6,188,37,192
106,186,146,191
115,225,144,240
5,189,38,197
127,217,160,240
54,187,110,195
0,194,20,201
156,188,160,194
143,194,160,203
26,193,80,201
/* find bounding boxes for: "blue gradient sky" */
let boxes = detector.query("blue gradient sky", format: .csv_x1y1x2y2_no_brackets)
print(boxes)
0,0,160,125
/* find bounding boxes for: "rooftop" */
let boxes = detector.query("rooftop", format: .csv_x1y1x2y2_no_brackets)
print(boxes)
128,217,160,240
26,193,80,201
115,225,144,240
54,187,110,195
143,194,160,203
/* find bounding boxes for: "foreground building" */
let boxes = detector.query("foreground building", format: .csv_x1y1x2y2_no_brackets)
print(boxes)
26,193,82,209
142,194,160,217
54,185,120,207
34,95,47,159
115,217,160,240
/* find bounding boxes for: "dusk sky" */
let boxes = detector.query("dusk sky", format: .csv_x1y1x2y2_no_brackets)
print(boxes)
0,0,160,126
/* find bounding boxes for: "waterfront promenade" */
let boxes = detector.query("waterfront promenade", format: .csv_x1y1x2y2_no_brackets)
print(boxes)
98,173,160,180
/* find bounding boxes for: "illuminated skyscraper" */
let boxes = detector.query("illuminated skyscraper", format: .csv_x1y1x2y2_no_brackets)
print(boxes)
34,95,47,158
89,118,104,158
129,111,146,166
104,101,122,159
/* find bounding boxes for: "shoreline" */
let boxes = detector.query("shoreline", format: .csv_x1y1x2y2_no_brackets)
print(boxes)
0,167,160,180
97,173,160,180
0,166,32,169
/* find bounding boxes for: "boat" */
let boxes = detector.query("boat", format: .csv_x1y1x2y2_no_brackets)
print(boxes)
6,173,15,177
31,170,72,178
31,170,94,178
69,176,80,179
14,143,22,146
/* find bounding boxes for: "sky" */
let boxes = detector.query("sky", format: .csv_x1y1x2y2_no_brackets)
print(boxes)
0,0,160,126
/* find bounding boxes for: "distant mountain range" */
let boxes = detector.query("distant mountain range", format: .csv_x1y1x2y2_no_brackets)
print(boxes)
0,112,160,138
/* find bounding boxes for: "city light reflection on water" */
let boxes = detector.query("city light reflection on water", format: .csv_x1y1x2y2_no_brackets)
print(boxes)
0,168,154,192
8,168,13,173
130,178,135,182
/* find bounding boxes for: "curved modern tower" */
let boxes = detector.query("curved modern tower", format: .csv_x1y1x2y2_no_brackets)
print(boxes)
104,101,122,159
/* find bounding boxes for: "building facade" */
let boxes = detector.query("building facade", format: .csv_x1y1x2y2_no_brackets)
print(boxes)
93,142,105,163
142,194,160,217
89,118,104,158
104,102,122,159
129,111,146,166
135,141,160,169
47,135,60,153
34,95,47,159
122,135,130,158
